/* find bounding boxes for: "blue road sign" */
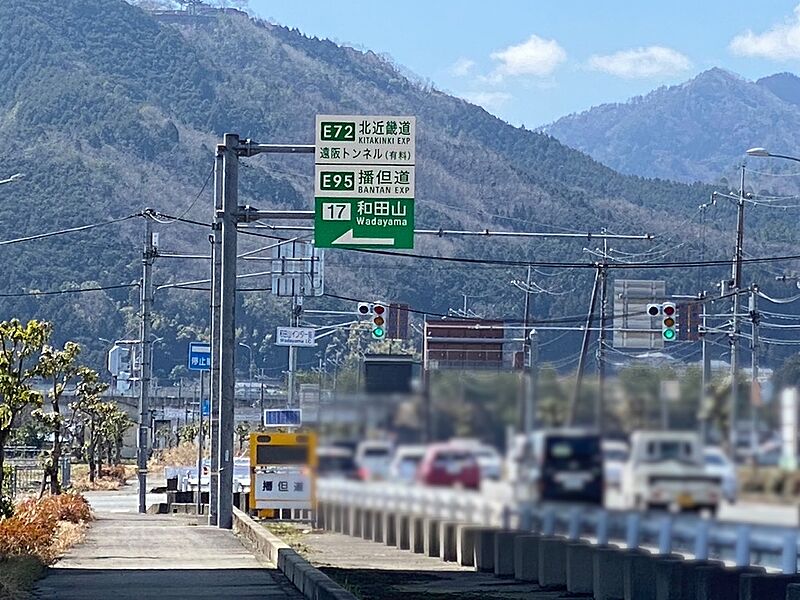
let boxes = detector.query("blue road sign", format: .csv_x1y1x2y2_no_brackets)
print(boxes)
263,409,302,427
188,342,211,372
202,399,210,417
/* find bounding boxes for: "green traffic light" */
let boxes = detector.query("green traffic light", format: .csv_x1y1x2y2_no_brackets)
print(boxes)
663,329,676,341
372,327,385,338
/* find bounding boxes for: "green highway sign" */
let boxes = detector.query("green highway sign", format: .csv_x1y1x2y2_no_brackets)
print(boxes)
315,115,416,249
315,197,415,249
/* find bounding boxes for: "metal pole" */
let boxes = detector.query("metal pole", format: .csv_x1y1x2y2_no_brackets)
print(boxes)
750,285,760,458
217,133,239,530
730,165,745,455
196,370,204,515
568,267,601,425
137,217,154,514
209,146,223,526
288,295,301,407
597,236,609,434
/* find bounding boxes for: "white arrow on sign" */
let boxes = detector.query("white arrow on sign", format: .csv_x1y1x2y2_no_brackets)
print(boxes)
331,229,395,246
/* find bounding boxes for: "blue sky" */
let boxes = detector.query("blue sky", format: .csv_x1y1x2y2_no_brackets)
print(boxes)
248,0,800,127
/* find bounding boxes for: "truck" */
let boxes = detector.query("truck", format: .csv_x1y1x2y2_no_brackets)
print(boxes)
621,431,722,515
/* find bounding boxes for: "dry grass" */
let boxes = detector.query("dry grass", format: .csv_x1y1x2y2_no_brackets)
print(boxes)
148,442,204,471
0,493,92,599
265,522,311,556
70,464,135,492
0,555,46,600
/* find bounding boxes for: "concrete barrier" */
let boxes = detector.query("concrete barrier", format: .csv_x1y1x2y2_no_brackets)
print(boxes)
493,530,519,577
384,512,397,546
538,536,568,589
514,534,541,582
372,510,384,543
566,541,593,594
738,573,800,600
457,525,479,567
692,565,765,600
333,504,343,533
592,545,631,600
397,514,411,550
653,555,689,600
787,583,800,599
677,559,723,600
623,551,658,600
475,528,499,573
425,518,441,558
441,521,461,562
411,516,426,554
350,507,362,537
231,507,356,600
361,509,373,540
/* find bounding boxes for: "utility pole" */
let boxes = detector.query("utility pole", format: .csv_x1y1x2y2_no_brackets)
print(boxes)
525,329,539,435
749,284,760,457
287,295,301,407
596,235,609,434
569,267,601,425
521,265,532,432
730,164,746,455
137,216,155,514
196,370,205,515
216,133,239,530
700,292,711,444
208,147,223,526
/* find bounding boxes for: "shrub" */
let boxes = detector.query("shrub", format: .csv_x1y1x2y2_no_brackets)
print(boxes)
39,493,92,524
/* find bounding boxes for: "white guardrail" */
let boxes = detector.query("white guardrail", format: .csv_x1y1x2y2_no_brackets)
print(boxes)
317,478,800,573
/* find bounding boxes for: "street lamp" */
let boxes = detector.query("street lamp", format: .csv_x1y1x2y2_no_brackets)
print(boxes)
0,173,24,186
746,147,800,163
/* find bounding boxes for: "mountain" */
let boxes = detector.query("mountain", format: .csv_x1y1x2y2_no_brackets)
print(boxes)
0,1,796,377
544,68,800,184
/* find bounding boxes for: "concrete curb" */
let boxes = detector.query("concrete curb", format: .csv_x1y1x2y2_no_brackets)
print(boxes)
232,507,356,600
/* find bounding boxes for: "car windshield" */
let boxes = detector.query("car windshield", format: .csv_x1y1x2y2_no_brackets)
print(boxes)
363,448,389,458
319,455,355,472
545,436,600,463
604,449,628,462
704,453,726,466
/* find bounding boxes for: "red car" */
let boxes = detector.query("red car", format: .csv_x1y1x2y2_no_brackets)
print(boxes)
417,444,480,490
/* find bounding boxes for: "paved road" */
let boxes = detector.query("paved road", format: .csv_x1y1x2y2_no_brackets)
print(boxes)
34,480,302,599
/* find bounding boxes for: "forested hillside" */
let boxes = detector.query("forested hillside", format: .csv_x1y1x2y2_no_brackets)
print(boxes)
0,0,796,377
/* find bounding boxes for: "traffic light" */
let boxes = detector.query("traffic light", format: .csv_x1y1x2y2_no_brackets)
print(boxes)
372,303,386,339
661,302,677,341
646,303,661,317
357,302,371,317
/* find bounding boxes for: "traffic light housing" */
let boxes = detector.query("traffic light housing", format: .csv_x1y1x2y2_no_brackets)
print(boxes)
661,302,677,341
372,303,386,339
646,303,661,317
357,302,371,316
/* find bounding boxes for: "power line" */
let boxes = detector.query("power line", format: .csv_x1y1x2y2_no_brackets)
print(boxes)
0,283,138,298
0,214,141,246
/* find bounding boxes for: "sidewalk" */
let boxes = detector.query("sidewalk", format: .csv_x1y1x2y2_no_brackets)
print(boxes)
34,503,303,599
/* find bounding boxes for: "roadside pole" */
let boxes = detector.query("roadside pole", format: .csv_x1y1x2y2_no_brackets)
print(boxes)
729,165,746,455
525,329,538,435
208,146,223,526
138,216,155,514
569,267,601,424
196,370,205,515
700,292,711,444
597,234,609,434
750,284,760,458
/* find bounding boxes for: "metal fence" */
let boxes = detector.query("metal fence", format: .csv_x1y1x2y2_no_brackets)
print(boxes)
4,457,71,498
318,479,800,573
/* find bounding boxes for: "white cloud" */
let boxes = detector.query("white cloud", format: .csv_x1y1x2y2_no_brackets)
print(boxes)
730,5,800,60
588,46,691,78
489,35,566,80
450,57,476,77
461,91,513,110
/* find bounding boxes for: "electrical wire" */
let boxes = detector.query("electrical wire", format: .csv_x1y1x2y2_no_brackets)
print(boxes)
146,166,215,225
0,213,141,246
0,283,138,298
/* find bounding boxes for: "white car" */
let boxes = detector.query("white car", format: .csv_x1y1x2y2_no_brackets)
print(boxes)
389,445,427,483
354,440,394,481
450,439,503,481
704,447,737,503
602,440,629,490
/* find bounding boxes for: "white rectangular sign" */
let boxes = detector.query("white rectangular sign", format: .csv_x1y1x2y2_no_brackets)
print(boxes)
253,471,312,510
276,327,316,347
315,164,415,199
315,115,416,165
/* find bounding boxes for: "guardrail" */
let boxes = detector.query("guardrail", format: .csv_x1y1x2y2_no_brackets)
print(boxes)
317,479,800,573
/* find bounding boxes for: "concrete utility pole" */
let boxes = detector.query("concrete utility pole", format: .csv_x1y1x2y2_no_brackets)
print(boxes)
287,295,302,407
208,147,223,526
217,133,239,531
596,235,609,434
525,329,539,435
749,284,760,457
196,370,205,515
521,265,533,433
569,267,601,425
700,292,711,444
730,164,746,454
138,216,155,514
